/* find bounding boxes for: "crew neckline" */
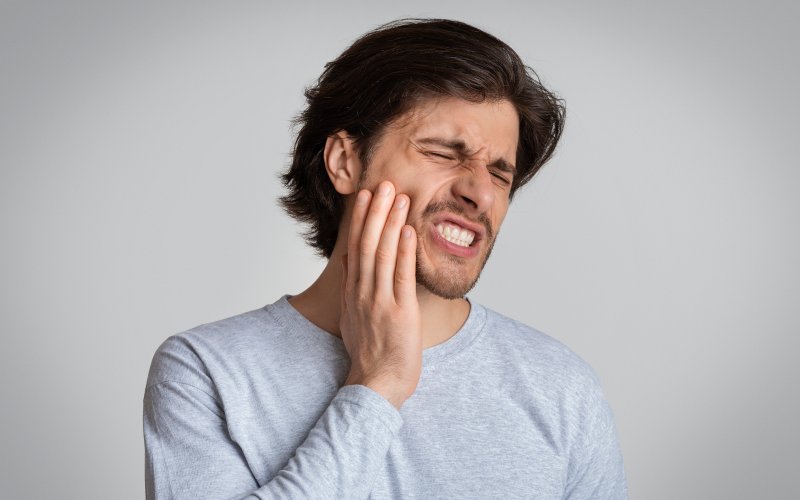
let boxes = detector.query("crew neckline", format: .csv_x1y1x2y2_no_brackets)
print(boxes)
266,294,488,368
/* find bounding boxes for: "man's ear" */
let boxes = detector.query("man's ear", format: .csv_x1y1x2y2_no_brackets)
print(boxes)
323,131,363,195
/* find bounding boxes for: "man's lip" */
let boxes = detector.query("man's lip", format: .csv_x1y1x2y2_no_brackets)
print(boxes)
430,214,486,242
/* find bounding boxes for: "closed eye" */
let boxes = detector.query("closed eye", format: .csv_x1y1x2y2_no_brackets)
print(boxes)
491,172,511,185
425,151,455,160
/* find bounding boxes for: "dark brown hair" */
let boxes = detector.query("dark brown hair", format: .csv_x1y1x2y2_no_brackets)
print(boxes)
280,18,565,258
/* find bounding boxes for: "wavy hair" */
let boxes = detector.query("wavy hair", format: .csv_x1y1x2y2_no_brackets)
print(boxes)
280,19,565,258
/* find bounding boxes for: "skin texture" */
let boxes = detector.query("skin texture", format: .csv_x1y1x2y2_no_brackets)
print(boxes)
289,97,519,409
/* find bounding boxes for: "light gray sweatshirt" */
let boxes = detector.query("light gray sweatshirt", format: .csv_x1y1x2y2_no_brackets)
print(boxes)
144,296,626,499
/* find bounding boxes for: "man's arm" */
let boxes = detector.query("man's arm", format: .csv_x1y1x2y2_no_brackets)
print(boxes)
563,382,628,499
144,182,423,499
144,377,402,499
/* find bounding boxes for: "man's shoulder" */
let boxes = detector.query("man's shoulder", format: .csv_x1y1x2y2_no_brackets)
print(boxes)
145,298,287,390
477,304,603,393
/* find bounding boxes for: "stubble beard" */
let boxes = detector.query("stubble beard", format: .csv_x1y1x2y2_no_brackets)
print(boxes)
415,240,496,299
413,201,496,300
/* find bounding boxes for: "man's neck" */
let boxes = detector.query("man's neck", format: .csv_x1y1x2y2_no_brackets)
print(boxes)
288,251,470,350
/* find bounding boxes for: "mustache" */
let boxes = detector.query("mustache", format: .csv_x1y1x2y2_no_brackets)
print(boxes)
421,201,494,240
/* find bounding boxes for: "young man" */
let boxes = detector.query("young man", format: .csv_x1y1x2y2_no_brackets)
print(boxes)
144,19,627,499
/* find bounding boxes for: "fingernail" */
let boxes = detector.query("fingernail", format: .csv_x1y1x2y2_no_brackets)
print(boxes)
402,226,412,238
394,196,407,209
378,182,391,196
356,190,369,205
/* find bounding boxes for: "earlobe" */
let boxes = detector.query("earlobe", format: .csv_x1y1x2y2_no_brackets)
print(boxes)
323,131,363,195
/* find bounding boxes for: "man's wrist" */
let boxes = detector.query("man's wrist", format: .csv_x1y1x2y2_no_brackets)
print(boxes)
344,375,409,410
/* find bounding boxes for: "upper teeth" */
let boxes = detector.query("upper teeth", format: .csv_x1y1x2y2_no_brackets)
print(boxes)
437,223,475,247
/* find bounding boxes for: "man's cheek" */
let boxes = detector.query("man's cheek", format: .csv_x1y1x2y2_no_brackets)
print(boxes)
401,192,423,225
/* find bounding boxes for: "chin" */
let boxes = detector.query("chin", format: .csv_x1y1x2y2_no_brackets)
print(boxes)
414,233,495,300
415,261,482,299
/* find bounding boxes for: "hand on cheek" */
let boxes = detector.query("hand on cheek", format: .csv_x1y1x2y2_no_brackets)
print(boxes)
339,181,422,410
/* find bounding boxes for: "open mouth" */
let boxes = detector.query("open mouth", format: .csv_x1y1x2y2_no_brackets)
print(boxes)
428,218,483,259
436,222,475,248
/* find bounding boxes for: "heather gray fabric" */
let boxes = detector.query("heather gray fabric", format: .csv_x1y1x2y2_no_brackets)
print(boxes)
144,296,626,499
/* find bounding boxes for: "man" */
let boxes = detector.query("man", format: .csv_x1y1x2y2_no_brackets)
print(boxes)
144,19,626,499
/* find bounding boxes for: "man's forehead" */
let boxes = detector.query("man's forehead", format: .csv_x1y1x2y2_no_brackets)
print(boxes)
394,97,519,156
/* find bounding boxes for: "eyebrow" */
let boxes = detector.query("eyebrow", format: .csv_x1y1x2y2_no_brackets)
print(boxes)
415,137,517,174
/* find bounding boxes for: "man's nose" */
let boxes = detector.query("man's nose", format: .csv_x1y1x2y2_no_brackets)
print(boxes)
451,161,495,217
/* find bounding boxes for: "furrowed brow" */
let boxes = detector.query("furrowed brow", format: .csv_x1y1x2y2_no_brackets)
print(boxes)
416,137,471,154
415,136,517,175
415,137,517,170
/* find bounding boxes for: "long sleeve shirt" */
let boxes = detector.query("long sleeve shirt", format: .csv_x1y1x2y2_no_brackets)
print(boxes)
143,296,627,499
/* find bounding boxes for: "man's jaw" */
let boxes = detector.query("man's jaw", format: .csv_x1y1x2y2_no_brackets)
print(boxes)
411,200,497,298
413,221,495,300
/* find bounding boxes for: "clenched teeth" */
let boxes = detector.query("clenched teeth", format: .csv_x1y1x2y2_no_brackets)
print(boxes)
436,223,475,247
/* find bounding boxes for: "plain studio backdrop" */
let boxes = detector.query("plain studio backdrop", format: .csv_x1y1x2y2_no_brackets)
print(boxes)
1,1,798,498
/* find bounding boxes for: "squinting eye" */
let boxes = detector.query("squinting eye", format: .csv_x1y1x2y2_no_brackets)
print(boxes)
492,172,511,185
426,152,454,160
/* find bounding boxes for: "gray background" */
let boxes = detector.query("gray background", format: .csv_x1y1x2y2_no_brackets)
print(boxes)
1,1,798,499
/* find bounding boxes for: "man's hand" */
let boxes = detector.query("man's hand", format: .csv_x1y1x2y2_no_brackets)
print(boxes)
340,181,422,410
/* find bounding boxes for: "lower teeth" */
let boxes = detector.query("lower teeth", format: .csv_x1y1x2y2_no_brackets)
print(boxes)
445,236,468,246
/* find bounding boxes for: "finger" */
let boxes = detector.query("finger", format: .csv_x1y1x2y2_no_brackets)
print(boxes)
395,224,417,305
357,181,396,292
374,193,409,298
347,189,372,291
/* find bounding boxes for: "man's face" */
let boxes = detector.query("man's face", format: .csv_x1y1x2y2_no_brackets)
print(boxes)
359,97,519,299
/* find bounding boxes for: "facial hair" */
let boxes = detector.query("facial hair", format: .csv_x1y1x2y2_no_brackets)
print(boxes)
414,200,496,300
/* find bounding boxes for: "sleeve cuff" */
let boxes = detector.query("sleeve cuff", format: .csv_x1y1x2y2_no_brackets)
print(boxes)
334,384,404,433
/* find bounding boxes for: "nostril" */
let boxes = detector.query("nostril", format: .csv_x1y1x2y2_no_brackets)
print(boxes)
460,195,478,210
